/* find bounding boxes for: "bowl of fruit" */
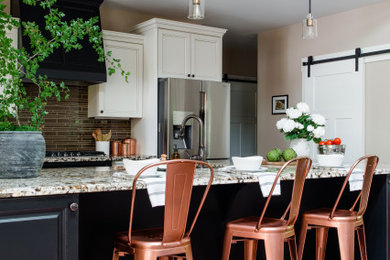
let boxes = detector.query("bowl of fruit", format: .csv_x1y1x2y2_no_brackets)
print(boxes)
317,138,346,167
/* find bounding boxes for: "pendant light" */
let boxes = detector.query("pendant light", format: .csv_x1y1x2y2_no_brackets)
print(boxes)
188,0,205,20
302,0,318,39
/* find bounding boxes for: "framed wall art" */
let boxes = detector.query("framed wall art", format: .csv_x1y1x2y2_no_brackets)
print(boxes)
272,95,288,114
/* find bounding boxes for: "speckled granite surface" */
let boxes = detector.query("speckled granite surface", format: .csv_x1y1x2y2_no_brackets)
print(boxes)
43,155,156,163
44,156,111,163
0,165,388,198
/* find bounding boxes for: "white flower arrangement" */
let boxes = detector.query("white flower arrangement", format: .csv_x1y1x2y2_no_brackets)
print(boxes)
276,102,326,143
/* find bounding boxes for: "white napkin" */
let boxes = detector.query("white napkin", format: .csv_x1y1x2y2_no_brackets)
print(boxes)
218,166,280,197
257,172,281,197
143,177,166,207
123,158,160,176
348,169,363,191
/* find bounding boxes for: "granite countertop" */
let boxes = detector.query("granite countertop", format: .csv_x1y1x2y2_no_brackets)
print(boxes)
0,165,388,198
44,155,156,163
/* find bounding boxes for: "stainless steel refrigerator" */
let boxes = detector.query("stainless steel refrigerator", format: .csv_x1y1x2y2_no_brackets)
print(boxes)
158,78,230,160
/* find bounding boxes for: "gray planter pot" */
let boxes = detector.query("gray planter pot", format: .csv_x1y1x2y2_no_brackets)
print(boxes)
0,131,45,178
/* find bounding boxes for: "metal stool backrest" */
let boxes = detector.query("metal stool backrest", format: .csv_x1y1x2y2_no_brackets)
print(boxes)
127,159,214,243
329,155,379,219
256,157,312,231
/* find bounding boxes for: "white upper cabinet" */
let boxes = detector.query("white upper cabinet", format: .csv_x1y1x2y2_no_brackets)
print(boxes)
131,18,227,82
88,31,144,118
190,34,221,81
158,29,191,78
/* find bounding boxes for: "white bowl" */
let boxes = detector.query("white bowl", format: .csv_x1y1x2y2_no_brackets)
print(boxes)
232,156,263,171
317,154,344,167
123,158,160,176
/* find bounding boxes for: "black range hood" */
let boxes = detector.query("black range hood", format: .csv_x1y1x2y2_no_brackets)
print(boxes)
11,0,107,86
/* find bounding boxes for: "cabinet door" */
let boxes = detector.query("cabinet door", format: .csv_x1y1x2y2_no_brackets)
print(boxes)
103,40,143,117
158,29,191,79
0,195,79,260
89,39,143,118
191,34,222,81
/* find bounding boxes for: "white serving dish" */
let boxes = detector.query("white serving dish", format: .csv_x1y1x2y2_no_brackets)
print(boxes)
317,154,345,167
123,158,160,176
231,156,263,171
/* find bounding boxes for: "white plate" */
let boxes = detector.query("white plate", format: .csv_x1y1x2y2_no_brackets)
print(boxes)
223,166,268,172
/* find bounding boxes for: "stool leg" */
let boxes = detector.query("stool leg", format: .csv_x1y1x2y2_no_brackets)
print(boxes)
134,249,158,260
244,240,258,260
356,225,367,260
222,229,234,260
112,248,120,260
315,227,328,260
184,244,193,260
298,218,309,260
337,224,355,260
264,235,284,260
287,236,298,260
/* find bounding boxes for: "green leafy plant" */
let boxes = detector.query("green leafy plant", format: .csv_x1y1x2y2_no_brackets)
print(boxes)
0,0,129,131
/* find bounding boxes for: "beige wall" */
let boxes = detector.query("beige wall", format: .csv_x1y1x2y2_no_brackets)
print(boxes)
100,4,155,33
257,1,390,156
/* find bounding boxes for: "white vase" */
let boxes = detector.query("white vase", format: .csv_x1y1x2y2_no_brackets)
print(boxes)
289,138,311,157
96,141,110,156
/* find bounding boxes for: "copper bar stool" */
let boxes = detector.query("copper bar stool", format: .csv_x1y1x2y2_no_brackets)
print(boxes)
298,155,379,260
112,159,214,260
222,157,312,260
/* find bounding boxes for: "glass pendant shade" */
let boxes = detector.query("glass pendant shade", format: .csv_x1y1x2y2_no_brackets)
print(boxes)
188,0,205,20
302,13,318,39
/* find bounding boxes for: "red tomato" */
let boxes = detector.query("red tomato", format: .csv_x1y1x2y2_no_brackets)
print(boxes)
333,137,341,145
318,141,325,145
325,140,334,145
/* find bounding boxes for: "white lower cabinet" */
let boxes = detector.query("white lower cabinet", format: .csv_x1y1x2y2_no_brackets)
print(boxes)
88,31,143,118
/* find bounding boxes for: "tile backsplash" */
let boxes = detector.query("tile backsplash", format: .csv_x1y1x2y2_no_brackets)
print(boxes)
21,85,131,151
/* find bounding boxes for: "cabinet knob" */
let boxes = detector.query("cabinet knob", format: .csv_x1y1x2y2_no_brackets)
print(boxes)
192,74,195,78
100,110,104,114
69,202,79,212
187,74,191,77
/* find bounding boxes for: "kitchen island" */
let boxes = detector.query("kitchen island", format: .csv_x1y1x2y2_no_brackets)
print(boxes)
0,165,388,259
1,165,389,198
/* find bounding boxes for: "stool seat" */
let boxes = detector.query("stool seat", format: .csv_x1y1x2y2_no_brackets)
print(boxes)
228,216,290,233
114,228,192,251
304,208,361,221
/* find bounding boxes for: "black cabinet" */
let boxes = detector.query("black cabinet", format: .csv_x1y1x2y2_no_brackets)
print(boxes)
0,195,79,260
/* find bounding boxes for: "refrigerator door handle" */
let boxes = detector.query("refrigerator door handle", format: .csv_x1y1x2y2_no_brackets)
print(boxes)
200,90,206,122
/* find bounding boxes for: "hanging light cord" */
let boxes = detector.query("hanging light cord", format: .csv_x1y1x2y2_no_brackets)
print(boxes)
309,0,312,14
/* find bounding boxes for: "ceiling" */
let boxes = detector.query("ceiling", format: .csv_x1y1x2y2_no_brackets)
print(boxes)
104,0,388,48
